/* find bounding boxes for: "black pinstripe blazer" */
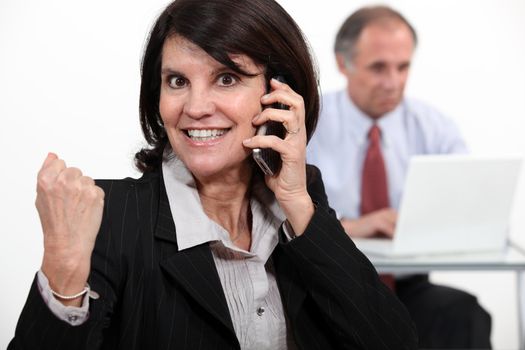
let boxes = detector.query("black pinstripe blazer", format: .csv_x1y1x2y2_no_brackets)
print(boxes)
10,165,417,350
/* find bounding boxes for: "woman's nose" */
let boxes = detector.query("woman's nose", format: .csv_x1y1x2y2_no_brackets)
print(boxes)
183,86,216,119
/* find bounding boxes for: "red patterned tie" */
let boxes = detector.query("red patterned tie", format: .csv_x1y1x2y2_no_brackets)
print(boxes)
361,125,389,214
360,124,395,291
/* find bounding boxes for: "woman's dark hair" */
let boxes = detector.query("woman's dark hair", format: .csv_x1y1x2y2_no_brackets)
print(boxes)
135,0,320,173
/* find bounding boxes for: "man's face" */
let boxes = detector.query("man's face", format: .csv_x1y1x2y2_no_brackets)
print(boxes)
337,21,415,119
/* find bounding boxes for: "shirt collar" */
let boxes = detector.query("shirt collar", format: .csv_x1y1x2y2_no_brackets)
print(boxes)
161,150,285,262
343,93,405,148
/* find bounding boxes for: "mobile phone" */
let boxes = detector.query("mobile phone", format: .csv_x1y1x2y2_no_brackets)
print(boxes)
252,75,288,176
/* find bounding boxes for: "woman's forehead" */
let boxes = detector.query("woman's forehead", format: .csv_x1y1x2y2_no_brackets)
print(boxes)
161,35,262,73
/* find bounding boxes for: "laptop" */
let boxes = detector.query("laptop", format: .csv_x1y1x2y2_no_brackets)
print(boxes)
353,155,523,257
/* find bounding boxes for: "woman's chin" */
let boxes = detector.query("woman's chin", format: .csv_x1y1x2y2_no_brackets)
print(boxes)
183,158,251,181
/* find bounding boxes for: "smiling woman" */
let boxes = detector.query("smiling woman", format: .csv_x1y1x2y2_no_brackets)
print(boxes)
8,0,417,349
158,35,267,182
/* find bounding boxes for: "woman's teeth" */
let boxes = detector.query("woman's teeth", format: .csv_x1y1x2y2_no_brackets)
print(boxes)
187,129,227,141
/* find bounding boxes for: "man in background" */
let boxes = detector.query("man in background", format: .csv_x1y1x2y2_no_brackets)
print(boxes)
307,5,491,348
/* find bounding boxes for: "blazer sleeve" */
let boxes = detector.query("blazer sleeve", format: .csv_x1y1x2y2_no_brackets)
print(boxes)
8,180,131,350
279,165,418,349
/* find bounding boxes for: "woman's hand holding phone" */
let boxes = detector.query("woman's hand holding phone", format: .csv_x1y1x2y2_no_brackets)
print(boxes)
243,77,314,235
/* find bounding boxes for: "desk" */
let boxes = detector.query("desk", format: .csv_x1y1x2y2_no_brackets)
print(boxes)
364,244,525,350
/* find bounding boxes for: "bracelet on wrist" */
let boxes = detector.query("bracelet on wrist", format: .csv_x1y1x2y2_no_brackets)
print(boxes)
50,284,90,300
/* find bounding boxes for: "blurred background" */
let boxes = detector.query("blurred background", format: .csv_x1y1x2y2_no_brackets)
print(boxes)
1,0,524,348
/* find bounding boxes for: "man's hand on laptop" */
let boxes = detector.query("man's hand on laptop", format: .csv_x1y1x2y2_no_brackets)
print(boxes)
340,208,397,239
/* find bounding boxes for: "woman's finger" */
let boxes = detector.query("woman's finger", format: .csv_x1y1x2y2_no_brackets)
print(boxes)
40,152,58,170
243,134,302,161
261,90,304,118
258,107,304,138
57,167,83,183
253,108,299,132
37,156,67,192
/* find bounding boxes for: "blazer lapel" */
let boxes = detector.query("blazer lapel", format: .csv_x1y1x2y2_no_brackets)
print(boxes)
153,172,237,339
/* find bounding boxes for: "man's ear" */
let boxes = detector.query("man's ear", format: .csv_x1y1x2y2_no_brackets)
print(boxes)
335,53,349,75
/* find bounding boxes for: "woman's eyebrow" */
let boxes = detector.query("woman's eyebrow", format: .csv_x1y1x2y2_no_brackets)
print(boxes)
210,66,235,75
161,68,183,76
160,66,231,77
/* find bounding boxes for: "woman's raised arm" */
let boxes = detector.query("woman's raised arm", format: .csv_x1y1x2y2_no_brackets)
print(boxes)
37,153,104,306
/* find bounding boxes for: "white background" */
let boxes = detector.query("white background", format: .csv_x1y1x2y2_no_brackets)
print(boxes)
1,0,524,348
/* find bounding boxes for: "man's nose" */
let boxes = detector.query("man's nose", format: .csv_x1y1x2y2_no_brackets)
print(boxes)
380,69,402,90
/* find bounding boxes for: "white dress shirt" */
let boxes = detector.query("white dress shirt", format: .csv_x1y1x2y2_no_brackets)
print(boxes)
307,89,467,219
162,154,295,350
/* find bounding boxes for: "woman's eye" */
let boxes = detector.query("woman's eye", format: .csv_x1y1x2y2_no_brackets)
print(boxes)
168,76,187,88
218,74,237,87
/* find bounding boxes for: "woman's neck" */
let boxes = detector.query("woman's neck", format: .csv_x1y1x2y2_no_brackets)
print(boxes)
195,165,254,250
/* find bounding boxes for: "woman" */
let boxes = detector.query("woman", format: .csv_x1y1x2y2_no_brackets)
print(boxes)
10,0,417,349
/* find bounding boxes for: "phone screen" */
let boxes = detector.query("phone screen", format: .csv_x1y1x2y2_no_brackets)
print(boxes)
252,76,288,176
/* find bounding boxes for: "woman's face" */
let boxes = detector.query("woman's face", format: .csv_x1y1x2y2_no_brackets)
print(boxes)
159,35,266,180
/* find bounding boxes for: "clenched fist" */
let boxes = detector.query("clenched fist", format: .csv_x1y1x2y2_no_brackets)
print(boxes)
37,153,104,305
